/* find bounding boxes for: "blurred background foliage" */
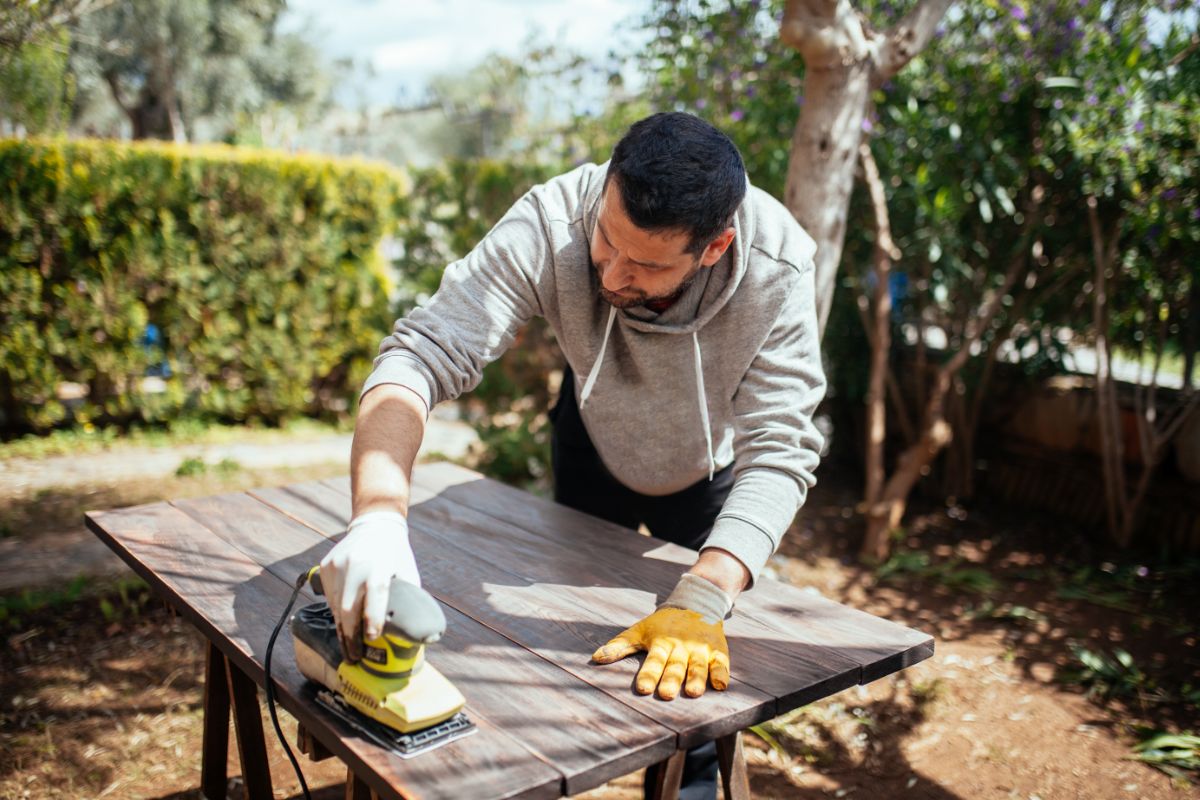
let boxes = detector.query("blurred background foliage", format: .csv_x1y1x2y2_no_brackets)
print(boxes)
1,1,1198,787
0,0,1197,493
0,138,403,432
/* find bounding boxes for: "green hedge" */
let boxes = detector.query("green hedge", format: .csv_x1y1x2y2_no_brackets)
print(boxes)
0,138,407,434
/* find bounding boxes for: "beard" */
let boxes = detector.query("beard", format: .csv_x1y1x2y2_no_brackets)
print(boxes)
597,261,703,310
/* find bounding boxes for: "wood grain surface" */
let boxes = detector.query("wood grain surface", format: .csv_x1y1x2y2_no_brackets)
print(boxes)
86,461,934,800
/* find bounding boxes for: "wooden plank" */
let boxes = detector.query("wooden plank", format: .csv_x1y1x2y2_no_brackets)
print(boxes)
85,503,560,800
346,769,378,800
275,481,780,750
297,722,335,762
201,641,231,800
389,464,934,686
412,487,864,707
246,484,694,793
715,732,750,800
647,751,686,800
225,655,274,800
316,474,866,708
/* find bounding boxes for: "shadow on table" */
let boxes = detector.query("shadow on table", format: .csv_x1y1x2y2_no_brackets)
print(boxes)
230,468,941,797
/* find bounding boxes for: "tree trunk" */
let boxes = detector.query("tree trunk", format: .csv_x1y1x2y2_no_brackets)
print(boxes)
1087,197,1129,545
784,59,873,334
858,140,895,548
781,0,954,335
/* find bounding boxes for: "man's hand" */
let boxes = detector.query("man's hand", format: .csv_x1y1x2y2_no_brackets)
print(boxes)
592,606,730,699
591,572,735,700
319,510,420,661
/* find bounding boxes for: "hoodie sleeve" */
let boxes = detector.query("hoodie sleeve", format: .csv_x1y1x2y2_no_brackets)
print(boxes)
701,261,827,586
359,191,553,411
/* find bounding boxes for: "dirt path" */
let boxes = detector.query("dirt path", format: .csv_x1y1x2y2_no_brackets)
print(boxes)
0,419,477,593
1,450,1195,799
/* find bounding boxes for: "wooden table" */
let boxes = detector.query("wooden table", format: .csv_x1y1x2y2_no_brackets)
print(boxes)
85,461,934,800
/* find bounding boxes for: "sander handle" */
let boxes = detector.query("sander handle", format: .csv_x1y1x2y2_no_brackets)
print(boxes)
305,566,447,645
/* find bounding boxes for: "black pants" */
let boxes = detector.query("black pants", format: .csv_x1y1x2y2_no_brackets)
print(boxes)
549,365,733,800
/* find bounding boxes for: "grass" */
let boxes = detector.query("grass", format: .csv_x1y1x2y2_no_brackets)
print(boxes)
0,415,352,461
875,549,1001,595
1133,730,1200,784
0,575,150,631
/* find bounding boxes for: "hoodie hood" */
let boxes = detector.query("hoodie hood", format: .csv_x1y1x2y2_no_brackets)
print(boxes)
580,160,756,336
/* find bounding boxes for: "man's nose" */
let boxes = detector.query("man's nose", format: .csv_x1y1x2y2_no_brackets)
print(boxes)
601,258,633,291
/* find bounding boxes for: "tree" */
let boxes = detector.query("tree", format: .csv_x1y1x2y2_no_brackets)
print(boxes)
0,29,74,135
636,0,1199,560
0,0,106,62
780,0,952,334
0,0,108,135
1071,4,1200,545
67,0,327,142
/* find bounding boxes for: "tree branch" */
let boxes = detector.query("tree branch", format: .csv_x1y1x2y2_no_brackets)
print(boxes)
781,0,872,69
875,0,954,80
103,68,132,117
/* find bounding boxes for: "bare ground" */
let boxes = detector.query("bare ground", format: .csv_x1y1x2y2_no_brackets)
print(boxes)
1,454,1197,799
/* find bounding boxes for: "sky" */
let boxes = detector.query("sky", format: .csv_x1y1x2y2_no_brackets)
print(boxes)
278,0,650,109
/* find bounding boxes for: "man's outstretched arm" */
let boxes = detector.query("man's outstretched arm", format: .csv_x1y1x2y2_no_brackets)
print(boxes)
350,384,427,519
321,384,428,658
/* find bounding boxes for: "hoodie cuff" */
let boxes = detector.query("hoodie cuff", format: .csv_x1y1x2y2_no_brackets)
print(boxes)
701,515,777,590
359,353,434,415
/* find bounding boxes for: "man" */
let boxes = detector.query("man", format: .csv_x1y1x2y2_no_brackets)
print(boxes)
320,112,826,799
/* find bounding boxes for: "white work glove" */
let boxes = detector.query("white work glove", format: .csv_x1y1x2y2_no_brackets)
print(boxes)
319,510,420,662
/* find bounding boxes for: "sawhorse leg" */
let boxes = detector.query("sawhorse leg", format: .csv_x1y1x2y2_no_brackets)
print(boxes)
201,641,275,800
649,731,749,800
344,767,380,799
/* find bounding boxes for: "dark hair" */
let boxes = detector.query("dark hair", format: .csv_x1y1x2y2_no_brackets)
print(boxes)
606,112,747,257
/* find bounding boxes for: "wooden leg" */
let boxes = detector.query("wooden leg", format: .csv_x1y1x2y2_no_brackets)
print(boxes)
297,721,334,762
648,749,687,800
345,766,379,800
201,643,230,800
225,656,274,800
715,731,750,800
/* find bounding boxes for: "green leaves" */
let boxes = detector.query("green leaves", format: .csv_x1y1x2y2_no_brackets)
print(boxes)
0,138,405,434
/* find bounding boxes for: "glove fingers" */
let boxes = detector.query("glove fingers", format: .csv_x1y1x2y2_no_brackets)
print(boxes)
635,639,673,695
361,574,393,641
592,632,643,664
684,649,710,698
709,649,731,691
656,644,690,701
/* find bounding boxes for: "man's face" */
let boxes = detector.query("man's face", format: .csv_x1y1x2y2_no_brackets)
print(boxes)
590,186,734,309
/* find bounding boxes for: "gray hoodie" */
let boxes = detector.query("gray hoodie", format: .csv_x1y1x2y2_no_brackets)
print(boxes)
361,161,826,584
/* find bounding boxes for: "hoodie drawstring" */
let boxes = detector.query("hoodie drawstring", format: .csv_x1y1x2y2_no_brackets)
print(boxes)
578,306,716,481
579,305,616,409
693,331,715,480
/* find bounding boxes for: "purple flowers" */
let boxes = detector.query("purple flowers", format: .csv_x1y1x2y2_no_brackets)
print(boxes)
730,109,745,121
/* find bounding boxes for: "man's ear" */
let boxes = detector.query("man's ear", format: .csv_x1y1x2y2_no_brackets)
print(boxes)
700,227,736,268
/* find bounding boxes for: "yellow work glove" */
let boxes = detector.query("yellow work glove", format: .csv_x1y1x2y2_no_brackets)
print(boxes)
592,573,732,700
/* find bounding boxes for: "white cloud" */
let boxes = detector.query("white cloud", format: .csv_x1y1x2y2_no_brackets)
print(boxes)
280,0,648,107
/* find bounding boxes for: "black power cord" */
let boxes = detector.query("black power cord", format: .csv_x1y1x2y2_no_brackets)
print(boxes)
265,570,314,800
